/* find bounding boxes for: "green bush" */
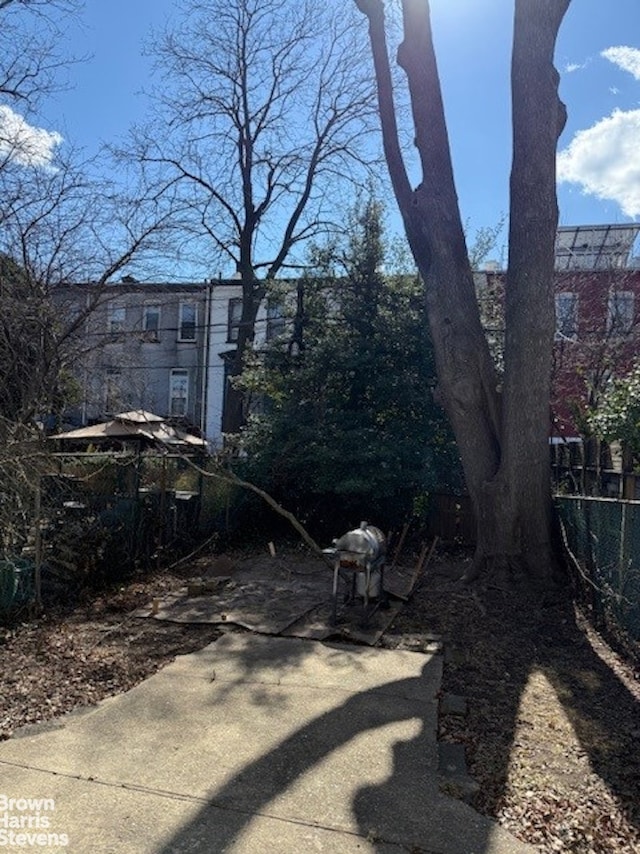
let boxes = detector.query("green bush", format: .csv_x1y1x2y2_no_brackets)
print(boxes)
237,199,462,537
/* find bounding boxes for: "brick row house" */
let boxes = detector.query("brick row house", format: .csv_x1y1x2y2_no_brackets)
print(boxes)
55,224,640,451
476,223,640,445
549,224,640,444
551,271,640,442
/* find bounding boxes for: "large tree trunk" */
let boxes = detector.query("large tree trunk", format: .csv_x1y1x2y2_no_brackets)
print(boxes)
489,0,569,578
221,277,266,435
356,0,570,582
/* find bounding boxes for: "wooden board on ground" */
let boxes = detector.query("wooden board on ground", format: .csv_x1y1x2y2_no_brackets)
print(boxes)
281,599,403,646
134,551,418,645
383,563,423,600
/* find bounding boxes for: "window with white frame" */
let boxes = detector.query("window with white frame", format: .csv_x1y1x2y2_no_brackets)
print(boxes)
169,369,189,417
107,303,126,334
228,298,243,343
607,291,635,336
555,292,578,341
266,298,286,341
178,302,197,341
143,303,161,341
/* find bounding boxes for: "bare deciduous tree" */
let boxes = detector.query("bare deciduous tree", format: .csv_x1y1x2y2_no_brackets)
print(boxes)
129,0,378,433
0,0,79,114
355,0,571,582
0,0,182,569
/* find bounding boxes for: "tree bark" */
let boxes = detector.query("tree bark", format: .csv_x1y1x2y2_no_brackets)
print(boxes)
356,0,571,582
491,0,570,578
221,276,266,435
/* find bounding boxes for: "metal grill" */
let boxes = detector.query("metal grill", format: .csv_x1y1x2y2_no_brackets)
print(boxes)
324,522,388,626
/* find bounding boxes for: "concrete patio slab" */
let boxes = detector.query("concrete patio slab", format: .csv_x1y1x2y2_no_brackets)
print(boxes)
0,633,538,854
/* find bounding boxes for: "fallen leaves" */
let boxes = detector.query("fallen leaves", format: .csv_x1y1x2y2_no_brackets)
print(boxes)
0,565,222,740
382,554,640,854
1,551,639,853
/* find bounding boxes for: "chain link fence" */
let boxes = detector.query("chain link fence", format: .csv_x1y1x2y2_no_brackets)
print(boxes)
557,495,640,645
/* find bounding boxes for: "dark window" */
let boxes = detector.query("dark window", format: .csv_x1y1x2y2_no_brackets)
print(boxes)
555,292,578,341
179,302,197,341
143,304,161,341
228,298,243,343
607,291,634,336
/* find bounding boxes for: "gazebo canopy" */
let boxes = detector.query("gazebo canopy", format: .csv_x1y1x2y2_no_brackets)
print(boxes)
50,410,206,449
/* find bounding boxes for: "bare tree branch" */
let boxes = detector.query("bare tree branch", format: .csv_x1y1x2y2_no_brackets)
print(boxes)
122,0,377,432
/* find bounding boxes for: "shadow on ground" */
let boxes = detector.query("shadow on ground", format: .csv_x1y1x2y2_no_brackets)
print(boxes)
393,558,640,851
143,554,640,852
151,640,519,854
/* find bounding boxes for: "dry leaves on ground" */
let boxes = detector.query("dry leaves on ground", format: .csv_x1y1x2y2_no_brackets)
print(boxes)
383,554,640,854
0,564,222,739
1,549,639,854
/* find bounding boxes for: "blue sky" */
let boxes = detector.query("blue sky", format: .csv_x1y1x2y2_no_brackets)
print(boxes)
7,0,640,257
430,0,640,231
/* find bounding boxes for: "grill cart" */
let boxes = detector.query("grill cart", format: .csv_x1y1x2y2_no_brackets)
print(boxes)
323,521,389,626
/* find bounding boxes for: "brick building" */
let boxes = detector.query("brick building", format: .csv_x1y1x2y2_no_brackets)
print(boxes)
476,224,640,443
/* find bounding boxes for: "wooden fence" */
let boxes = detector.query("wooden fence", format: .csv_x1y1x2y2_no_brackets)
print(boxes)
428,493,476,545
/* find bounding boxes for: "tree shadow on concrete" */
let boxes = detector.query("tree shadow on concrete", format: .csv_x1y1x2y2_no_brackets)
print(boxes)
155,559,639,853
414,562,640,851
154,641,519,854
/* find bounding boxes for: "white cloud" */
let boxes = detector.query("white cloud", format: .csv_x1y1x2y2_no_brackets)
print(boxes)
0,105,63,167
564,60,589,74
601,45,640,81
558,108,640,217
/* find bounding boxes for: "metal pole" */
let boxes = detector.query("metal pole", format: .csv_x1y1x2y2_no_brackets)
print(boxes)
34,479,43,611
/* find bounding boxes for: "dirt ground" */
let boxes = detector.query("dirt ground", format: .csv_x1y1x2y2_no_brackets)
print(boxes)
1,547,639,854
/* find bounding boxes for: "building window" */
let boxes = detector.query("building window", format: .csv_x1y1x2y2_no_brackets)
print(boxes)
555,292,578,341
143,303,161,341
169,369,189,417
266,298,286,341
104,369,122,414
107,304,126,335
179,302,197,341
607,291,634,336
228,298,243,343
